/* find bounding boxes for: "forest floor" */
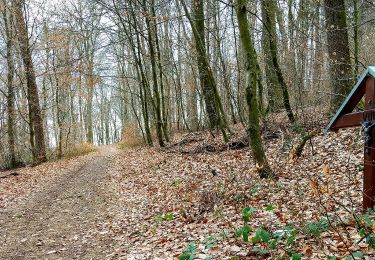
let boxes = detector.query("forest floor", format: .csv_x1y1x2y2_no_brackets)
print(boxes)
1,122,375,259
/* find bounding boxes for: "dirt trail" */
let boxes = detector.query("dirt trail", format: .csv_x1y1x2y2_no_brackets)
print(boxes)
0,146,119,260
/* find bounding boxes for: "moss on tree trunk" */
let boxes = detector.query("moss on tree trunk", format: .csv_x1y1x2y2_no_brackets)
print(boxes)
235,0,274,178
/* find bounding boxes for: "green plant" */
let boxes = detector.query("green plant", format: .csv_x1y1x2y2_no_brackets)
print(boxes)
366,233,375,249
204,235,218,249
250,183,261,195
220,230,229,240
357,98,365,110
155,212,174,222
272,226,297,246
345,251,364,260
291,253,302,260
282,135,292,151
352,251,364,259
179,243,197,260
236,225,252,242
303,218,330,237
251,247,269,255
356,210,375,249
265,204,276,211
164,213,174,220
234,194,244,201
286,227,298,246
356,163,364,172
252,227,270,244
242,207,256,222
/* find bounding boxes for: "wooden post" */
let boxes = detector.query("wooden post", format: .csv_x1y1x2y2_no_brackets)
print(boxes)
325,68,375,211
364,77,375,211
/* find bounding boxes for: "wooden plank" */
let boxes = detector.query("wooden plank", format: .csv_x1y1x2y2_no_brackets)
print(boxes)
330,111,363,129
341,81,366,114
331,108,375,130
363,77,375,211
325,71,368,132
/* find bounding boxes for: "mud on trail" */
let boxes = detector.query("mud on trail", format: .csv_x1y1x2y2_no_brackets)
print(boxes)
0,146,120,259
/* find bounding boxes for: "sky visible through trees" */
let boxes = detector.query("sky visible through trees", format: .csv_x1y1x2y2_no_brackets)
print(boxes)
1,1,375,259
0,0,374,169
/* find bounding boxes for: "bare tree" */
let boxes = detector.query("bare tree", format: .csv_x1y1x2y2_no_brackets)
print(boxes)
14,0,47,163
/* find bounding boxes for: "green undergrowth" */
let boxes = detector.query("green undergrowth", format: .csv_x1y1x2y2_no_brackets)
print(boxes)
177,206,375,259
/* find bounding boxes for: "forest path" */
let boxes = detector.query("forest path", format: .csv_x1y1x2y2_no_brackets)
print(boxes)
0,146,120,260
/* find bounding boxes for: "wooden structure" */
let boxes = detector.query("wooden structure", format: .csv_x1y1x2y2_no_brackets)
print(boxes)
326,66,375,211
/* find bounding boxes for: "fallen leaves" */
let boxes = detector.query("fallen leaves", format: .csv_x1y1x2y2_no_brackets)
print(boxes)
103,126,373,258
1,126,374,259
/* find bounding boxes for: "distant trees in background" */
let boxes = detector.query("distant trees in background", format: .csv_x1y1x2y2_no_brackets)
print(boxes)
0,0,374,174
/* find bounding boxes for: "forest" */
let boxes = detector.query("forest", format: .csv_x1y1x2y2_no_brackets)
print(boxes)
0,0,374,259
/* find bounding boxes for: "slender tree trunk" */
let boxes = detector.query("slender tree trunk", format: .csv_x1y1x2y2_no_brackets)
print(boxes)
261,0,282,111
180,0,229,141
122,6,153,145
78,60,85,143
231,3,245,124
152,1,169,142
14,0,47,163
323,0,353,110
143,0,165,147
236,0,274,178
3,3,18,167
287,0,298,88
216,27,237,124
51,49,62,158
353,0,360,76
262,0,295,123
86,58,95,144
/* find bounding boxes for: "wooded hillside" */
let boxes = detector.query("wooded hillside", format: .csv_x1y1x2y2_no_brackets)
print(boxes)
0,0,373,166
0,0,375,259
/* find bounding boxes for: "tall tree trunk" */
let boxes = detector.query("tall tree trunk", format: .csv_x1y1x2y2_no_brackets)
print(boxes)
3,3,18,167
41,22,50,147
236,0,274,179
262,0,295,123
261,0,282,111
287,0,298,89
180,0,229,141
86,58,95,144
323,0,353,110
152,1,169,142
231,3,246,124
51,48,63,158
215,14,237,124
14,0,47,163
143,0,165,147
352,0,360,76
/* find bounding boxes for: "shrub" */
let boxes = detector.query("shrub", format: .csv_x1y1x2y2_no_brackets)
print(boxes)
119,123,145,148
64,143,96,158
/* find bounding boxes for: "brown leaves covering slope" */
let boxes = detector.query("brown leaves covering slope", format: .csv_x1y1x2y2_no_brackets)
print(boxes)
0,123,374,259
107,125,374,259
